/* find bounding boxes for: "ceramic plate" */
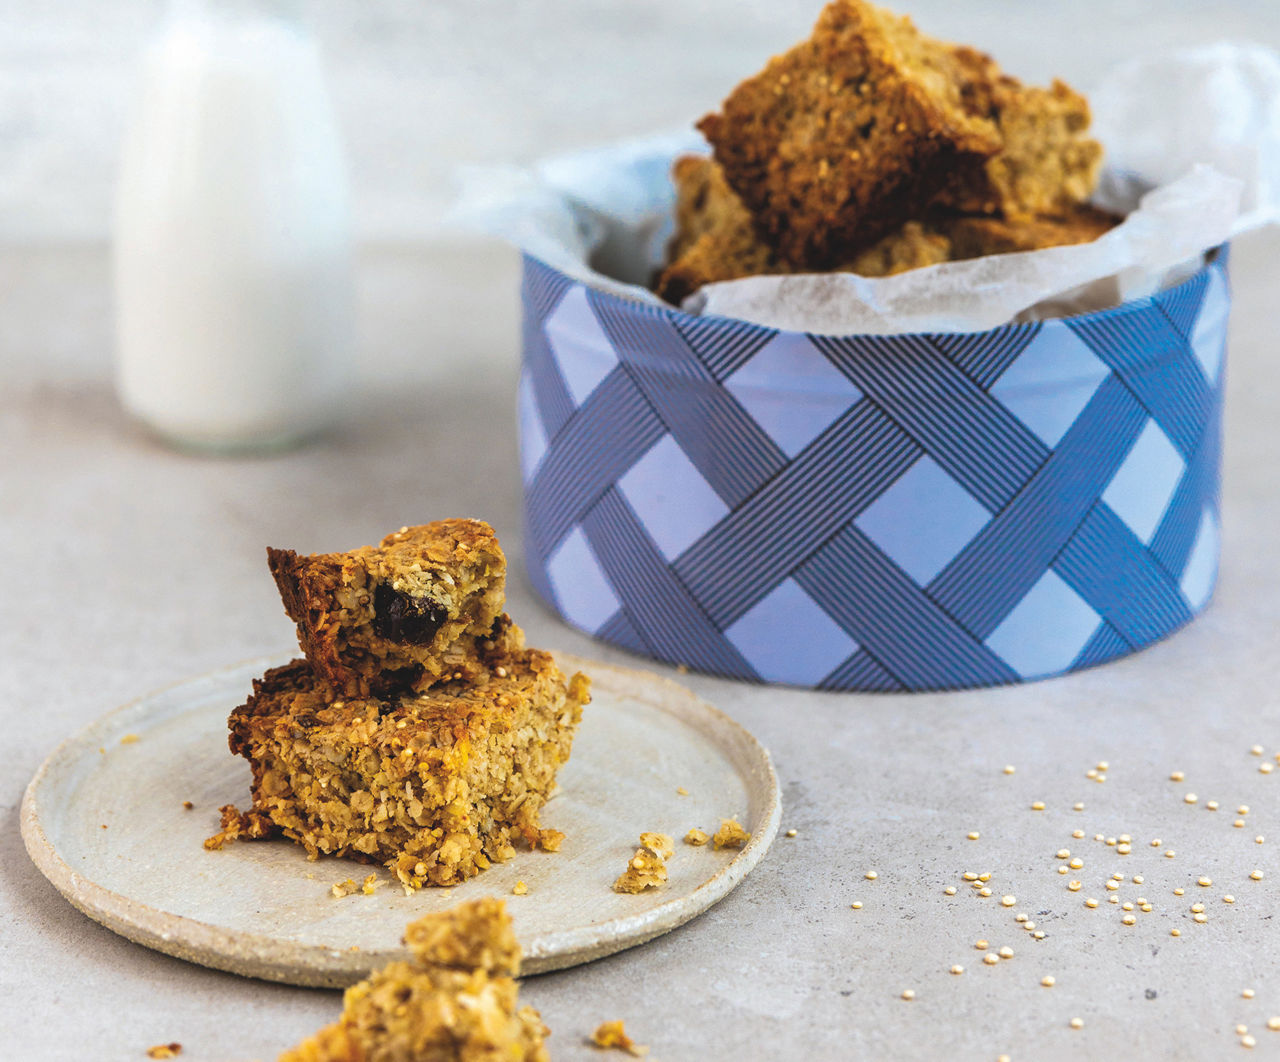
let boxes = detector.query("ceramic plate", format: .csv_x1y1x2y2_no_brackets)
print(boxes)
22,653,780,987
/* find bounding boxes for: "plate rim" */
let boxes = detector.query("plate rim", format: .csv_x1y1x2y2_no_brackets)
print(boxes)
21,652,782,986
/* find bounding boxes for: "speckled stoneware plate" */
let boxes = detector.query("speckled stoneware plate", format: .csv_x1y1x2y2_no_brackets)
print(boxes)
21,653,779,987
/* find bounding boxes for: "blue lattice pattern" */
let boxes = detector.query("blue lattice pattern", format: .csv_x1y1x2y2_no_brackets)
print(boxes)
519,250,1228,690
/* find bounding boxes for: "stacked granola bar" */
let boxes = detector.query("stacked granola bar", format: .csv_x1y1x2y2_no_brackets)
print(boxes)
655,0,1115,301
209,520,590,889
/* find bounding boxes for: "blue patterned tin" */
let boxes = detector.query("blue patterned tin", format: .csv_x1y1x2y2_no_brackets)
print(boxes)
518,250,1228,690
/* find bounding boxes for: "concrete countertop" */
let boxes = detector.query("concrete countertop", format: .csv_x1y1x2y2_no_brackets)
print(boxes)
4,3,1280,1058
3,229,1278,1061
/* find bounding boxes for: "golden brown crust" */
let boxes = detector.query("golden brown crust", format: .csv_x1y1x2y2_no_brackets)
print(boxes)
943,204,1120,259
222,644,590,888
655,156,954,303
280,900,549,1062
268,520,507,697
697,0,1001,267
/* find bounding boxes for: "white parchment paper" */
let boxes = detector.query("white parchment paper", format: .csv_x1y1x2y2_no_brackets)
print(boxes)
455,45,1280,335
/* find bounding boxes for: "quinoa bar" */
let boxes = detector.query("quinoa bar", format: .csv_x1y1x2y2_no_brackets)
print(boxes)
943,204,1119,259
697,0,1002,267
655,155,953,303
216,643,590,889
944,47,1103,220
268,519,507,696
279,898,549,1062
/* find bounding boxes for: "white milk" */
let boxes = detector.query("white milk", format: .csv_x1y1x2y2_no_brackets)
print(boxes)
114,0,355,452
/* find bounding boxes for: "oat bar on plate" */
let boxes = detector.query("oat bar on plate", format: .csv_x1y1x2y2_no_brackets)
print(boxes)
268,519,507,696
221,645,590,889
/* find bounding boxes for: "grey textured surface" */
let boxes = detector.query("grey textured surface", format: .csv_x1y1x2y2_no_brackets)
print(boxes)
3,3,1280,1060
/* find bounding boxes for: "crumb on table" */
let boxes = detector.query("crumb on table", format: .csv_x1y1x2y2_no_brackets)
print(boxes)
181,801,193,811
120,734,140,745
590,1020,648,1055
684,828,710,846
331,878,359,898
145,1045,182,1059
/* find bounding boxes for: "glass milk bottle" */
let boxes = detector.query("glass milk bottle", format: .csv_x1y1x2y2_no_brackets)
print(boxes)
114,0,355,453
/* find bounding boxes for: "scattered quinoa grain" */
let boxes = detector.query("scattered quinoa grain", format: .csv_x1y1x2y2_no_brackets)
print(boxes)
950,964,964,975
1224,895,1236,904
1251,745,1265,756
1031,801,1045,811
1033,930,1046,939
1016,913,1028,922
998,946,1014,959
1257,836,1265,844
944,886,957,895
1141,903,1153,912
1070,858,1084,870
1237,1025,1249,1036
1239,805,1251,814
1267,1017,1280,1031
1185,793,1198,804
1070,1018,1084,1029
1191,903,1205,913
1250,870,1264,881
1073,802,1085,811
1001,895,1016,907
864,871,878,880
900,989,915,1001
1068,881,1082,892
1003,765,1016,775
1109,896,1120,904
1166,850,1177,858
967,832,980,840
1170,771,1185,782
1242,1034,1257,1048
1058,867,1069,875
1056,849,1071,859
1085,898,1099,908
1243,989,1256,999
1041,975,1056,987
983,953,1000,965
851,902,863,909
1122,914,1136,925
1194,912,1208,923
963,872,979,881
1072,829,1085,839
1122,902,1135,911
1174,887,1185,896
979,887,993,897
1171,927,1182,937
1198,876,1213,887
1151,839,1162,847
785,829,797,838
1106,881,1119,891
1023,922,1036,931
1133,875,1144,884
1235,820,1247,828
975,940,989,950
1207,801,1220,811
1261,763,1274,774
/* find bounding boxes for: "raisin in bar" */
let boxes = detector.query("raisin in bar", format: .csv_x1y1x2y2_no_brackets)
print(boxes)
268,518,507,695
